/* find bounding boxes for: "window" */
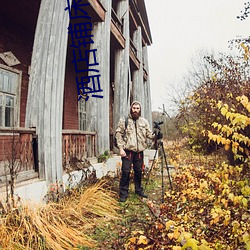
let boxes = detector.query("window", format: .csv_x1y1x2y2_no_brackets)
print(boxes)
78,98,87,130
0,66,20,127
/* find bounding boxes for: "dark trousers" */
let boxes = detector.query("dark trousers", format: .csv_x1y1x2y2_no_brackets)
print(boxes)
119,150,144,198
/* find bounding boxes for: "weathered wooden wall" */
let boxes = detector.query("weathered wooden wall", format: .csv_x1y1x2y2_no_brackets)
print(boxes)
25,0,71,183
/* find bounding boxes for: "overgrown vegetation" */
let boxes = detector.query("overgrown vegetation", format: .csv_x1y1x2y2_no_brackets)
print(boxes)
0,181,120,249
98,150,112,163
124,141,250,250
4,129,21,209
175,37,250,160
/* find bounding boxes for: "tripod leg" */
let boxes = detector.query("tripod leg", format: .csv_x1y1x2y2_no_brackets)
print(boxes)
144,147,158,192
160,146,165,204
161,143,173,190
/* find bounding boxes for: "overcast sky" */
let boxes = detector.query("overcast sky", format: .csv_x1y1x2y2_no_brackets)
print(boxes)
144,0,250,112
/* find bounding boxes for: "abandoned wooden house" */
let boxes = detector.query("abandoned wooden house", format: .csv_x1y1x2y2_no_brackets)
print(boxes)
0,0,153,195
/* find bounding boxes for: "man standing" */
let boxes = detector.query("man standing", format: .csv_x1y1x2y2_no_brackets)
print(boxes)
115,101,158,202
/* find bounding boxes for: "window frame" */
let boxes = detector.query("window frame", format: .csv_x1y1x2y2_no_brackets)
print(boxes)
78,97,87,131
0,64,22,129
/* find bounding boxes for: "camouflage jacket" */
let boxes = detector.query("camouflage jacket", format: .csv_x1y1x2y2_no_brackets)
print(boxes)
115,115,155,152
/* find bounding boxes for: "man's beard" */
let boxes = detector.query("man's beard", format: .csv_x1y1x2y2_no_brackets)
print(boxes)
131,112,140,120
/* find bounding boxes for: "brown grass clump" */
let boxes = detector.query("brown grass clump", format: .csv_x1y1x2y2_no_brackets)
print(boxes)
0,180,121,249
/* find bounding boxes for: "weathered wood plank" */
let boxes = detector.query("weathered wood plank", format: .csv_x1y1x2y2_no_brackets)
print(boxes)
110,20,125,49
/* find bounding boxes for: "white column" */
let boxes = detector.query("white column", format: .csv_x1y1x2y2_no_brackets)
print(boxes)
142,45,153,126
25,0,70,183
113,0,131,130
132,26,144,116
86,0,112,155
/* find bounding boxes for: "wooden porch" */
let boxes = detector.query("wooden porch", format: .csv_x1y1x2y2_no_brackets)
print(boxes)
0,128,97,187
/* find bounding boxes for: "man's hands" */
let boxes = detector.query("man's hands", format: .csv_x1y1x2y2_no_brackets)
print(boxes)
120,148,126,157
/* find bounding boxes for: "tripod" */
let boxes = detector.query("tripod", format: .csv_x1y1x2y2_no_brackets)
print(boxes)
144,131,173,203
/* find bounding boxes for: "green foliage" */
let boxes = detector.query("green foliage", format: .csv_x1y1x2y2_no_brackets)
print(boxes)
97,150,112,163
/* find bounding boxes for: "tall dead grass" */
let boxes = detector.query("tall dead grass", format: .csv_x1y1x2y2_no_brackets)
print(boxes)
0,180,120,249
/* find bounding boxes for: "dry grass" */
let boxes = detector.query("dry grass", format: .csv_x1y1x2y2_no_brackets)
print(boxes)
0,180,121,249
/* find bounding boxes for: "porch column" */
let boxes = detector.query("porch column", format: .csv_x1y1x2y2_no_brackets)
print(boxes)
25,0,70,183
132,26,144,116
142,45,153,126
113,0,131,131
86,0,112,155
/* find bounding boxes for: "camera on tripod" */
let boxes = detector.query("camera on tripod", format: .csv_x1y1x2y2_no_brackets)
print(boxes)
153,121,163,141
153,121,163,130
145,119,173,199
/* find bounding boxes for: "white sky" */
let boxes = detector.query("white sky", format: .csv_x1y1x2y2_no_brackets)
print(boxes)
144,0,250,112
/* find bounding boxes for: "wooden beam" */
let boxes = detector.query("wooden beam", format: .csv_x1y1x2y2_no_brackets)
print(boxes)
0,127,36,134
87,0,106,22
62,130,96,135
110,20,125,49
129,47,140,70
129,8,138,29
137,12,152,45
129,0,152,45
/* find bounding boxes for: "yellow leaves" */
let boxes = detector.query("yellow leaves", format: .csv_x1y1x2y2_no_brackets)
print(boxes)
137,235,149,245
168,228,180,241
199,241,212,250
228,192,235,201
210,206,232,226
242,198,248,209
224,142,230,151
128,231,149,247
178,232,192,244
232,220,241,233
241,185,250,197
165,220,176,230
220,106,228,116
220,198,228,208
182,238,199,250
173,247,182,250
240,42,250,61
210,206,222,225
211,72,217,82
128,237,137,244
223,213,231,226
208,95,250,161
173,228,181,240
243,232,250,250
